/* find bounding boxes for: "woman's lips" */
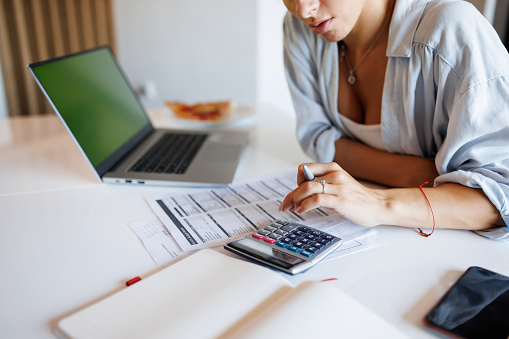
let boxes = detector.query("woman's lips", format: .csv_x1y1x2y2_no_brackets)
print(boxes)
309,18,332,35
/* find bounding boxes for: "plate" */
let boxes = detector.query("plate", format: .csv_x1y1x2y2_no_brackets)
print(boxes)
163,105,256,128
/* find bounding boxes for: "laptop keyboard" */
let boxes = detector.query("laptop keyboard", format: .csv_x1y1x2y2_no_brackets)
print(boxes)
129,133,207,174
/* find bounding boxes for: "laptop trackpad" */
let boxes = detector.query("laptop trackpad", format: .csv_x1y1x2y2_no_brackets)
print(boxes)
200,144,240,162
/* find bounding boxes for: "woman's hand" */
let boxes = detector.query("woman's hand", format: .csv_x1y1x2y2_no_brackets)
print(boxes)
279,162,389,227
279,162,503,231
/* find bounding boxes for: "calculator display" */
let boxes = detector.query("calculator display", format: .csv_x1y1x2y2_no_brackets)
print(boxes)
227,237,305,269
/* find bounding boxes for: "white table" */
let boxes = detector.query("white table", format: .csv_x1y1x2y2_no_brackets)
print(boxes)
1,106,508,338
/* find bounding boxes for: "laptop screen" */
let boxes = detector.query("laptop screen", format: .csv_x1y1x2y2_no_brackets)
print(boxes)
29,47,151,170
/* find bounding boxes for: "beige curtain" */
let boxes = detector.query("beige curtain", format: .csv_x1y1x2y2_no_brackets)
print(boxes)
0,0,115,116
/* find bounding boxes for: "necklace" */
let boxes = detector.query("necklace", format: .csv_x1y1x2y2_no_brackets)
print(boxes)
340,3,393,85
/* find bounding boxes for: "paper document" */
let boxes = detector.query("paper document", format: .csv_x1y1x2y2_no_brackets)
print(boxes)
146,172,343,251
128,219,184,266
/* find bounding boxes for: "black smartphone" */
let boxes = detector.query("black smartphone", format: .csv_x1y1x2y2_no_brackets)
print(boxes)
424,266,509,339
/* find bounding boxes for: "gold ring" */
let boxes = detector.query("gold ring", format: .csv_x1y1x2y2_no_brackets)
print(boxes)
320,179,326,194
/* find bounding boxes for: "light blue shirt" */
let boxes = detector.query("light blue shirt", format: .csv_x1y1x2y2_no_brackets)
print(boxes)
283,0,509,239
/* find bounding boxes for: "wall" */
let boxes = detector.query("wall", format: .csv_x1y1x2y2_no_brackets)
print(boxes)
114,0,259,109
256,0,293,115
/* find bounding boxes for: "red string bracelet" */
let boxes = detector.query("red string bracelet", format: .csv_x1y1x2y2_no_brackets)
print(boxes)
417,181,435,237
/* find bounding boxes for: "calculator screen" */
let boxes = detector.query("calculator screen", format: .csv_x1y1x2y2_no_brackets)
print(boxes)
228,238,305,269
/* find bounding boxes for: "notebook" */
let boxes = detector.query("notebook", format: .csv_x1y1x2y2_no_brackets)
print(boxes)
55,249,407,339
28,46,248,187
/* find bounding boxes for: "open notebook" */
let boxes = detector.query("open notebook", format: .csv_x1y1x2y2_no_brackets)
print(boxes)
56,250,406,339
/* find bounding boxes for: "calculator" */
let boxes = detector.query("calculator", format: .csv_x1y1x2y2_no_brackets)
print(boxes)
224,220,343,275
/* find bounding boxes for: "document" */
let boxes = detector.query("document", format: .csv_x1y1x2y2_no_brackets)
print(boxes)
129,217,383,267
128,219,183,266
146,172,343,252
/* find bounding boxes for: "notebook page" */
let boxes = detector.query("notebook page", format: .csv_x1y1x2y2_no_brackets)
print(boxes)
221,281,407,339
58,250,292,339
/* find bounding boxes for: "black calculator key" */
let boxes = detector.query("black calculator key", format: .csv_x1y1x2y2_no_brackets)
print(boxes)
304,233,318,240
293,241,305,248
310,230,323,237
275,220,289,226
305,246,320,254
310,241,325,249
257,230,271,236
298,237,312,245
298,227,312,233
294,230,306,237
316,238,331,245
281,237,294,244
265,226,277,232
322,234,336,241
287,234,299,240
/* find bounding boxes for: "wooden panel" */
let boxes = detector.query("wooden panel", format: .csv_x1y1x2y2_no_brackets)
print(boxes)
0,0,21,116
80,0,95,49
65,0,82,53
48,0,65,56
31,0,49,61
94,0,109,46
0,0,115,116
12,0,39,115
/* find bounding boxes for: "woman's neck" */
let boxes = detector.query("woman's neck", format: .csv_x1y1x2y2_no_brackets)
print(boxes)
343,0,394,56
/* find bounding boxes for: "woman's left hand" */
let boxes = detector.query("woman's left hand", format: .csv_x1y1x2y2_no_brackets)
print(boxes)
279,162,388,227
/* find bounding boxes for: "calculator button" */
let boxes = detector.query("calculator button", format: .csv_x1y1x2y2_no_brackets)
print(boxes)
287,245,300,252
310,230,323,237
269,233,282,240
299,250,313,258
287,234,299,240
305,246,320,254
280,237,294,244
275,229,288,236
316,238,331,245
322,234,336,241
304,233,318,240
310,242,325,250
298,227,312,233
265,226,277,232
293,241,305,248
257,229,271,236
298,237,312,244
252,233,264,240
263,237,276,244
276,220,290,226
275,241,288,248
282,225,297,232
294,230,305,237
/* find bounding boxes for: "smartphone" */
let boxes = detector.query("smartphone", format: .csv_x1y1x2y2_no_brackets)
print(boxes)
424,266,509,339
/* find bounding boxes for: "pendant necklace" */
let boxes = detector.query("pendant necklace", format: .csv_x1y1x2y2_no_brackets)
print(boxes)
340,4,392,85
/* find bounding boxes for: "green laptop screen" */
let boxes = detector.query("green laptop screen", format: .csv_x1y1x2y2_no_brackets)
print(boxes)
30,48,150,167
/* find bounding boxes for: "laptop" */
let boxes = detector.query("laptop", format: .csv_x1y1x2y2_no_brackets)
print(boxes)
28,46,248,187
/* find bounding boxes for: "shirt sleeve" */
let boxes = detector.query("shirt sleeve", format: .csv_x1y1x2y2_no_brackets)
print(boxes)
283,13,341,163
434,76,509,240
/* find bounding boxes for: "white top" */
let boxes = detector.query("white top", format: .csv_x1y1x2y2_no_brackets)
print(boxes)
283,0,509,240
338,114,386,152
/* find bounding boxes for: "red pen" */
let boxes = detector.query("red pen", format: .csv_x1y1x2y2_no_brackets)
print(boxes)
126,276,142,286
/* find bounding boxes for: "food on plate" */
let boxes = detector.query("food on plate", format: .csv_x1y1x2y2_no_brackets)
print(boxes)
165,100,235,121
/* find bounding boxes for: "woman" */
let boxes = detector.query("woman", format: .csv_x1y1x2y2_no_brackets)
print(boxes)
278,0,509,239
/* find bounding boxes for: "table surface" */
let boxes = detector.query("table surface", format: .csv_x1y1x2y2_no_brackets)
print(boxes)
1,106,508,338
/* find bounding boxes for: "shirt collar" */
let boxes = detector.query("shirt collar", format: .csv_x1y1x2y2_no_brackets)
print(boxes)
387,0,429,57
